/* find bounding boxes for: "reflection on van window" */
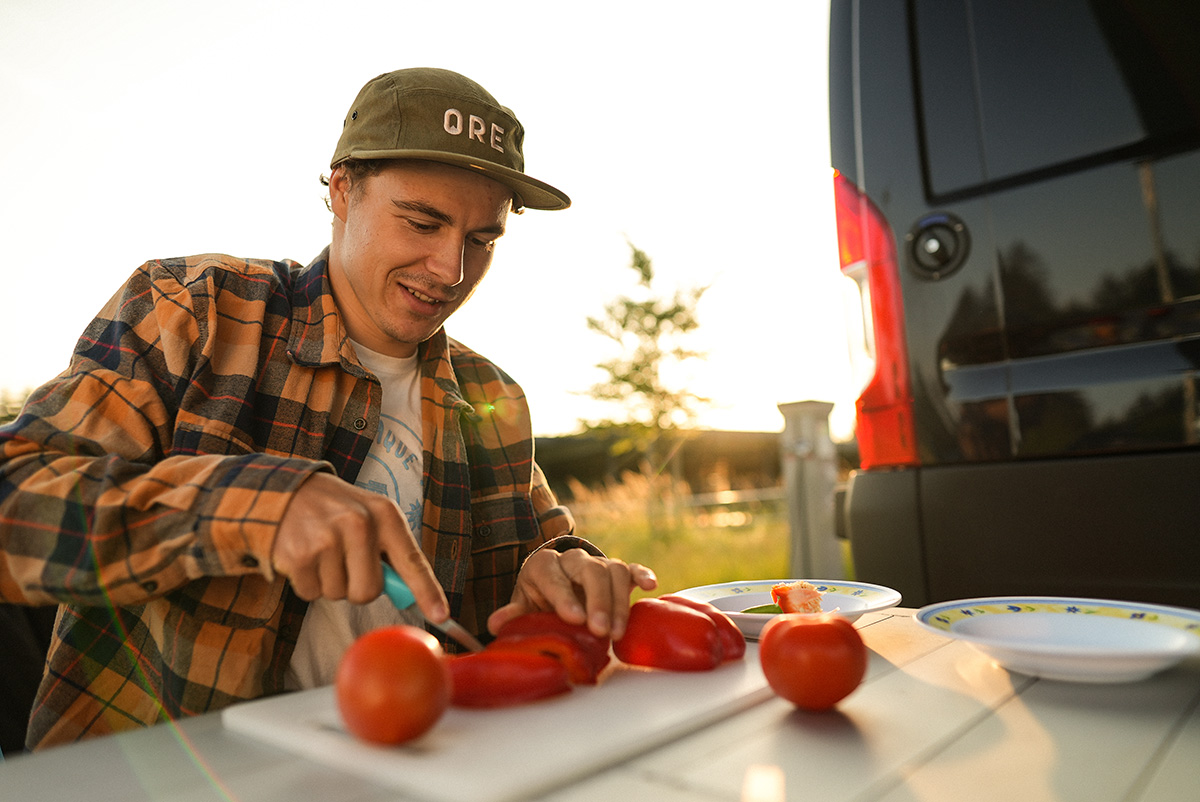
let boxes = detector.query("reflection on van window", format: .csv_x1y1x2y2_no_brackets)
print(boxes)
914,0,1200,198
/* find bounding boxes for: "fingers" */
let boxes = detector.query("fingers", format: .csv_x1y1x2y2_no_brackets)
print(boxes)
316,553,350,602
591,560,651,640
502,548,660,640
516,548,588,623
342,528,382,603
610,563,658,639
272,473,447,620
629,563,659,591
379,516,448,623
273,474,374,602
485,600,524,635
558,552,661,639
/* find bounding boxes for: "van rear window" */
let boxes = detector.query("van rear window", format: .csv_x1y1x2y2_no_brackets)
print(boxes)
913,0,1200,200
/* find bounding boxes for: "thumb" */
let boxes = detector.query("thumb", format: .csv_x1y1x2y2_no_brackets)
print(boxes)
486,600,532,636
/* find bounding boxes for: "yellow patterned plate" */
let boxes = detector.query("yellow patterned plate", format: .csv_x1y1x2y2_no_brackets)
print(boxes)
916,596,1200,683
673,579,902,637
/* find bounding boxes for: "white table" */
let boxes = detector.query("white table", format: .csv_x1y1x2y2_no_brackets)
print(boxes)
2,609,1197,801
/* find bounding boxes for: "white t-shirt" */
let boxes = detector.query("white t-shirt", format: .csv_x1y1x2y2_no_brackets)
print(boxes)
285,341,427,689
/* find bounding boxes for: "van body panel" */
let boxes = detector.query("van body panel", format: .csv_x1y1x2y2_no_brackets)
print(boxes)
834,0,1200,607
918,452,1200,606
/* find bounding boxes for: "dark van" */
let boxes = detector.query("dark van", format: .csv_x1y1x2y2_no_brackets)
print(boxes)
829,0,1200,608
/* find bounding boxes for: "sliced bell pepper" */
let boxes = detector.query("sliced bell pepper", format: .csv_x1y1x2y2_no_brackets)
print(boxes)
486,633,601,685
447,649,571,708
494,611,612,682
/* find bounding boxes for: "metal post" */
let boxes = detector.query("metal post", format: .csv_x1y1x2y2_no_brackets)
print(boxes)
777,400,844,579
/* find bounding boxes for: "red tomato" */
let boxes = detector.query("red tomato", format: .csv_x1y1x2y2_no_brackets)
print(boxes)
335,625,451,744
659,594,747,662
758,613,867,711
495,611,612,682
613,598,723,671
448,649,572,708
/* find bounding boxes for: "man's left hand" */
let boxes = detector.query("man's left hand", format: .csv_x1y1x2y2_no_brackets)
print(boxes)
486,548,658,640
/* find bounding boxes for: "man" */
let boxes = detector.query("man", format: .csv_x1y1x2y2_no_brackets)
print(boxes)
0,68,656,751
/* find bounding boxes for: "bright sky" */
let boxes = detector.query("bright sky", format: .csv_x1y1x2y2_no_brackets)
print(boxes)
0,0,856,439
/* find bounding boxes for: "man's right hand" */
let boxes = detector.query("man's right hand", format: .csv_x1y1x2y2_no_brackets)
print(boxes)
271,472,448,622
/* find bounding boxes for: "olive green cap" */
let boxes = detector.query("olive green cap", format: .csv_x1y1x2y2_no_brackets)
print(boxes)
331,68,570,211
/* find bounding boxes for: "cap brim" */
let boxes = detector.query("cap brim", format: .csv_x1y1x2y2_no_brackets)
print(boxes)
338,149,570,211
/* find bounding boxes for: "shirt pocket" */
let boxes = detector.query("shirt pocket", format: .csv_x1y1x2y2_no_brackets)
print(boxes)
469,494,540,614
471,494,539,555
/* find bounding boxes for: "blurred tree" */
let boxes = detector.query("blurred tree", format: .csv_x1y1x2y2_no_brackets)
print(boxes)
581,241,709,477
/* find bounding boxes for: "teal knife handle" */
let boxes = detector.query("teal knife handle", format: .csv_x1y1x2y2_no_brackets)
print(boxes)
381,562,416,610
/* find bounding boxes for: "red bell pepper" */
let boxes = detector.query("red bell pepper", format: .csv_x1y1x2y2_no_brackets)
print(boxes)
613,597,724,671
447,650,571,708
659,594,746,662
487,633,603,685
495,611,612,681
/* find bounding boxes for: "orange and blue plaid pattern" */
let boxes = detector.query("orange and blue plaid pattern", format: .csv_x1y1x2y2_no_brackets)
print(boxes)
0,250,578,749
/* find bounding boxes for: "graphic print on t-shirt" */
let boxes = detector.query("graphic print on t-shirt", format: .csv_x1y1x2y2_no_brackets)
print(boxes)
284,341,425,693
356,412,423,534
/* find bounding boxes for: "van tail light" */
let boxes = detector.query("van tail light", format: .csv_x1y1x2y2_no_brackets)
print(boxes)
833,170,918,468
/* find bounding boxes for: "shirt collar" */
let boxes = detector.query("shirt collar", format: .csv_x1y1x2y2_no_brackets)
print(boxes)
287,246,351,369
419,330,474,420
286,246,472,418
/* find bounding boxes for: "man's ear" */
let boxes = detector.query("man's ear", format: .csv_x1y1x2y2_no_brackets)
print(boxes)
328,166,351,221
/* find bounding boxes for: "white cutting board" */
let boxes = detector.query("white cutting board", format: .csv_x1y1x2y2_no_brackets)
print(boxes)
222,646,771,802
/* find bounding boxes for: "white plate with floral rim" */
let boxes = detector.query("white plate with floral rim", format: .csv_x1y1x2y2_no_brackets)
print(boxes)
672,579,902,637
916,596,1200,683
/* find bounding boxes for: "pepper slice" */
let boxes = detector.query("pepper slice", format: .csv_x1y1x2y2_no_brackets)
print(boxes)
447,650,571,708
494,612,612,683
487,632,603,685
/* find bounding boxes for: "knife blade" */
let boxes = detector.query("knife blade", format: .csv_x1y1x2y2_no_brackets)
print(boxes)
381,562,485,652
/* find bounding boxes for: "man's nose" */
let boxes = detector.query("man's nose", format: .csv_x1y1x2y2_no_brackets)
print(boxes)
426,236,465,287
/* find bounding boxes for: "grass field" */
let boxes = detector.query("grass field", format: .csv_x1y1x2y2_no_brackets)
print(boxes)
564,472,795,598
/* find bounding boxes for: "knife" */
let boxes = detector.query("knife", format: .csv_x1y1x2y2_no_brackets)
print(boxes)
381,562,485,652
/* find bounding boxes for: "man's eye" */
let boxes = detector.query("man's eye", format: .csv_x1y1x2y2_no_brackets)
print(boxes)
406,219,439,233
469,236,497,250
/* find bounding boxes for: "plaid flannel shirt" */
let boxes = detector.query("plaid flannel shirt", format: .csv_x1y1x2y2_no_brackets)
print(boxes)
0,249,583,750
